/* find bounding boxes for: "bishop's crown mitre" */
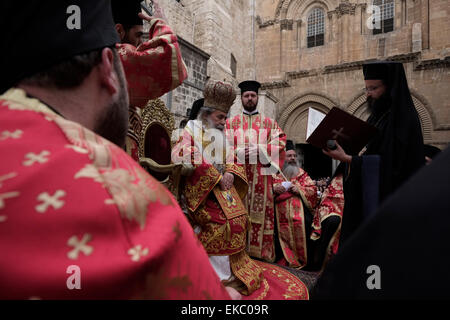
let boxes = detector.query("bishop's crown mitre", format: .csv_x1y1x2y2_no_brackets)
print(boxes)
203,80,236,114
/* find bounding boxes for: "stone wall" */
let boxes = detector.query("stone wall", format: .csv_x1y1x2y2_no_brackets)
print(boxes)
254,0,450,149
151,0,449,147
160,36,210,128
156,0,257,127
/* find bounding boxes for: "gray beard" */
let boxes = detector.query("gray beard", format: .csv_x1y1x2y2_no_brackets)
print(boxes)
205,117,224,131
201,119,227,173
283,163,299,180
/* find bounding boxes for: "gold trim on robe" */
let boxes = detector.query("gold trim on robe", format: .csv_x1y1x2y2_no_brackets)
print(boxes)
226,113,287,263
273,169,318,268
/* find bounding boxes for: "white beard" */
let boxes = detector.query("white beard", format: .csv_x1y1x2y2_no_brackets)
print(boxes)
283,163,299,180
187,119,230,173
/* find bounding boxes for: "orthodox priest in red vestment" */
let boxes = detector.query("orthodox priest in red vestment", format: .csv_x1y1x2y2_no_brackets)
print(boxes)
225,81,287,263
273,144,344,270
173,80,308,300
112,0,188,162
0,0,230,300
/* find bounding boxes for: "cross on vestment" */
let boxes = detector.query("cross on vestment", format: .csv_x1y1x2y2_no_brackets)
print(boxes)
0,130,23,141
67,234,94,260
35,190,66,213
23,151,51,167
128,245,149,262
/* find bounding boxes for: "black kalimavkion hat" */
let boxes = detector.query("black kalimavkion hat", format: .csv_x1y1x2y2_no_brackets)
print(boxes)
111,0,144,27
0,0,120,93
238,80,261,95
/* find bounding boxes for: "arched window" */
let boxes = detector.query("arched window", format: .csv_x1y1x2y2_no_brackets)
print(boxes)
307,8,325,48
373,0,394,35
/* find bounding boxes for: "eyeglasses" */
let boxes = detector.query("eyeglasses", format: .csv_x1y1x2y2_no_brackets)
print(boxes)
364,85,382,93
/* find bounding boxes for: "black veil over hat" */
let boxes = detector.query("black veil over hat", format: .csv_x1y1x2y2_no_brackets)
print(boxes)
111,0,144,27
0,0,120,94
363,61,424,197
238,81,261,94
188,98,204,120
337,61,425,247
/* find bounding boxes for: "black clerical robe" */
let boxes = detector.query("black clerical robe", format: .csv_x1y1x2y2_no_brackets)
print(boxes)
311,147,450,299
338,62,425,246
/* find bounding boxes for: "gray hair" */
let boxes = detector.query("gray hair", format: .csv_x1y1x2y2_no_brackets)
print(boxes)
196,106,216,122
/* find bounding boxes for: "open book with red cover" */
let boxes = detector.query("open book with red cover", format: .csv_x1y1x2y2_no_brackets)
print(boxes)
306,107,378,155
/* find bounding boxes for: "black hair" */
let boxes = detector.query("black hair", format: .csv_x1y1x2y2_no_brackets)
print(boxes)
21,47,119,90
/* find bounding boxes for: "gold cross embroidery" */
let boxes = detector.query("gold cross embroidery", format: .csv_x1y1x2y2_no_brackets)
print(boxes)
128,245,149,262
0,130,23,141
67,234,94,260
35,190,66,213
23,151,50,167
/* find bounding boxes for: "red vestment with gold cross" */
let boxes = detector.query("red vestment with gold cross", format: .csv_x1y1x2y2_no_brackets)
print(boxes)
0,89,229,300
173,121,309,300
226,113,286,263
311,174,345,266
118,17,188,162
273,169,318,268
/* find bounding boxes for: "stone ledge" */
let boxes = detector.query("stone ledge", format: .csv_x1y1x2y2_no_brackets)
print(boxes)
261,80,291,89
415,56,450,70
260,53,449,90
257,19,279,29
322,60,370,74
286,70,310,79
178,36,211,60
386,52,421,63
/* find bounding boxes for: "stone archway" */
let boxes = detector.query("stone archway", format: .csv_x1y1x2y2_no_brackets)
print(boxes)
276,0,335,20
279,93,337,143
347,91,435,142
279,93,338,179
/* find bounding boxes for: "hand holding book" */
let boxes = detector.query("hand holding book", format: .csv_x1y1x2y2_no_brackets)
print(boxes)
306,107,378,156
323,140,353,163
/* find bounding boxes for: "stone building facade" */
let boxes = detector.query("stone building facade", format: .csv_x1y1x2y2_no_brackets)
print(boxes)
153,0,257,126
253,0,450,176
154,0,449,174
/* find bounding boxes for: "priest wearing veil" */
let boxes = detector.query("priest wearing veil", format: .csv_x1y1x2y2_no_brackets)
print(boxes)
323,61,425,246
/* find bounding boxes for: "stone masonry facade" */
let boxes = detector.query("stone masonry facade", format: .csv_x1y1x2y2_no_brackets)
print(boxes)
155,0,449,149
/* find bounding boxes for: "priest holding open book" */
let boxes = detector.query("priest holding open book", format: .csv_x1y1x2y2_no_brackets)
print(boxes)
322,61,425,246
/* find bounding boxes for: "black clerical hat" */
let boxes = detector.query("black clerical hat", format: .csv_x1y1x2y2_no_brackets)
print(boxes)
111,0,144,27
363,64,388,80
286,140,295,151
238,81,261,94
0,0,120,93
363,61,398,81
